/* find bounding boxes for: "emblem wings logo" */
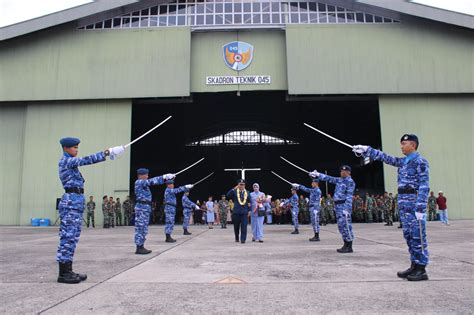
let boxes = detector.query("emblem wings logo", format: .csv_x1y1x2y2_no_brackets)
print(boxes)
223,41,254,71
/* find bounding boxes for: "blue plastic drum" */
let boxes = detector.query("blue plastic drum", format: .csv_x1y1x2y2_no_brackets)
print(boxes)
39,218,51,226
31,218,41,226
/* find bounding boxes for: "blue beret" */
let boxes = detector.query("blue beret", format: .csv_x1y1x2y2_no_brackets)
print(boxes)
401,134,419,145
137,168,149,175
165,179,174,184
312,178,319,183
340,165,351,172
60,137,80,147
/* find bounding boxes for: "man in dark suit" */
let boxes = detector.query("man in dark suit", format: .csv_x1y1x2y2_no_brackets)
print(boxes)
227,179,251,243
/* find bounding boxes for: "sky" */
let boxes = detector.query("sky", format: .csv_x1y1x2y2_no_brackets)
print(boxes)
0,0,472,27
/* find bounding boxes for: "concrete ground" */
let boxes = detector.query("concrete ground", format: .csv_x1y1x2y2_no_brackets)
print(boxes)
0,221,473,315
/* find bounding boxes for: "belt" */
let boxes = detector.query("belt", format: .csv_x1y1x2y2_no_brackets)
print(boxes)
398,188,417,194
136,200,152,206
334,200,345,205
166,203,177,207
65,187,84,194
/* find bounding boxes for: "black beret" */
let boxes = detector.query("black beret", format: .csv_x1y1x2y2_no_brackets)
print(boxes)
400,134,419,145
340,165,351,172
237,179,246,184
60,137,80,147
137,168,149,175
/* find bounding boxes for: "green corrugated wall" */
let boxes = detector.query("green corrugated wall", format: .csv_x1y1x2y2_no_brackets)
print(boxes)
0,100,132,225
379,95,474,219
0,26,191,101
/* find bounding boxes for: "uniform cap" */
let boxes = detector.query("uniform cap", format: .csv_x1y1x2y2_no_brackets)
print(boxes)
340,165,351,172
60,137,80,147
137,168,149,175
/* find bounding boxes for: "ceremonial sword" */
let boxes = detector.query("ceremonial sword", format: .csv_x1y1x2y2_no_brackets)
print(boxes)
175,158,205,176
419,219,425,254
124,116,172,148
193,172,214,186
271,171,293,185
303,122,362,157
280,156,310,174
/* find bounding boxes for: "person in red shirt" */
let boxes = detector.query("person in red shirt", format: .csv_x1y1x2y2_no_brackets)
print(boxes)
436,191,449,225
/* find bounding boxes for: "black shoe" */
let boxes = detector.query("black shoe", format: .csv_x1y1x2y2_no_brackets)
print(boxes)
384,223,390,226
337,241,353,253
135,245,152,255
258,240,264,243
165,234,176,243
235,239,239,243
407,264,429,281
397,262,416,279
252,238,256,242
57,262,81,284
241,240,246,244
398,225,402,229
68,262,87,281
291,229,299,235
183,229,192,235
309,233,320,242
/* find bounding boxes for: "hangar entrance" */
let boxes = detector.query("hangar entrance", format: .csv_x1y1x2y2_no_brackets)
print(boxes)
131,91,383,223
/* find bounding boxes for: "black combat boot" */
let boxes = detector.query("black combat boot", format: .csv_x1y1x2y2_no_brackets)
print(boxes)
135,245,152,255
397,262,416,279
57,262,81,284
407,264,429,281
384,222,390,226
183,229,192,235
291,229,299,234
165,234,176,243
68,262,87,281
337,241,353,253
309,233,320,242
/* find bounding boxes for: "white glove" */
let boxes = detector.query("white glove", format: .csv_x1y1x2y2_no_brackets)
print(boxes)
195,205,200,210
280,202,285,207
309,170,319,178
342,210,349,216
185,184,194,189
292,183,299,189
163,173,175,180
415,212,426,221
109,145,125,160
352,145,369,155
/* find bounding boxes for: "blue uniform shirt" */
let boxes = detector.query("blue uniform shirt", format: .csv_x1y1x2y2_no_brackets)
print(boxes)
289,193,299,210
364,147,430,213
58,151,106,209
182,195,197,210
298,185,321,209
318,174,355,210
227,188,251,215
134,176,165,203
164,186,189,207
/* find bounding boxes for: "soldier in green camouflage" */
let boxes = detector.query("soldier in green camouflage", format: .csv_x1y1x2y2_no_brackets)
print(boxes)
108,197,115,228
383,192,393,226
218,195,229,229
102,195,109,228
115,197,122,226
427,191,437,221
86,196,96,228
325,194,336,223
353,195,364,223
123,196,133,226
365,194,375,223
320,197,328,226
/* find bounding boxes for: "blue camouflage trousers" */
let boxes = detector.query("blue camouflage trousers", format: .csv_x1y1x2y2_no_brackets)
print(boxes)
310,206,320,233
291,208,299,229
165,205,176,234
399,197,429,265
183,209,192,229
335,205,354,242
134,205,151,246
56,206,83,263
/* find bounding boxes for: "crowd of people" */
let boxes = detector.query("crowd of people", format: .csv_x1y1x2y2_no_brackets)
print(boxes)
83,190,449,229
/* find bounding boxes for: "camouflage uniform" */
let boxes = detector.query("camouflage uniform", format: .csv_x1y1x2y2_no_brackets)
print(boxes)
364,147,430,266
383,195,393,225
108,200,115,228
427,195,437,221
366,196,375,223
298,197,309,224
182,194,198,230
102,200,110,228
297,184,322,233
325,196,336,223
164,185,190,236
115,200,122,226
57,151,106,263
318,174,355,242
218,199,229,228
134,175,165,246
123,198,133,226
86,200,95,228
